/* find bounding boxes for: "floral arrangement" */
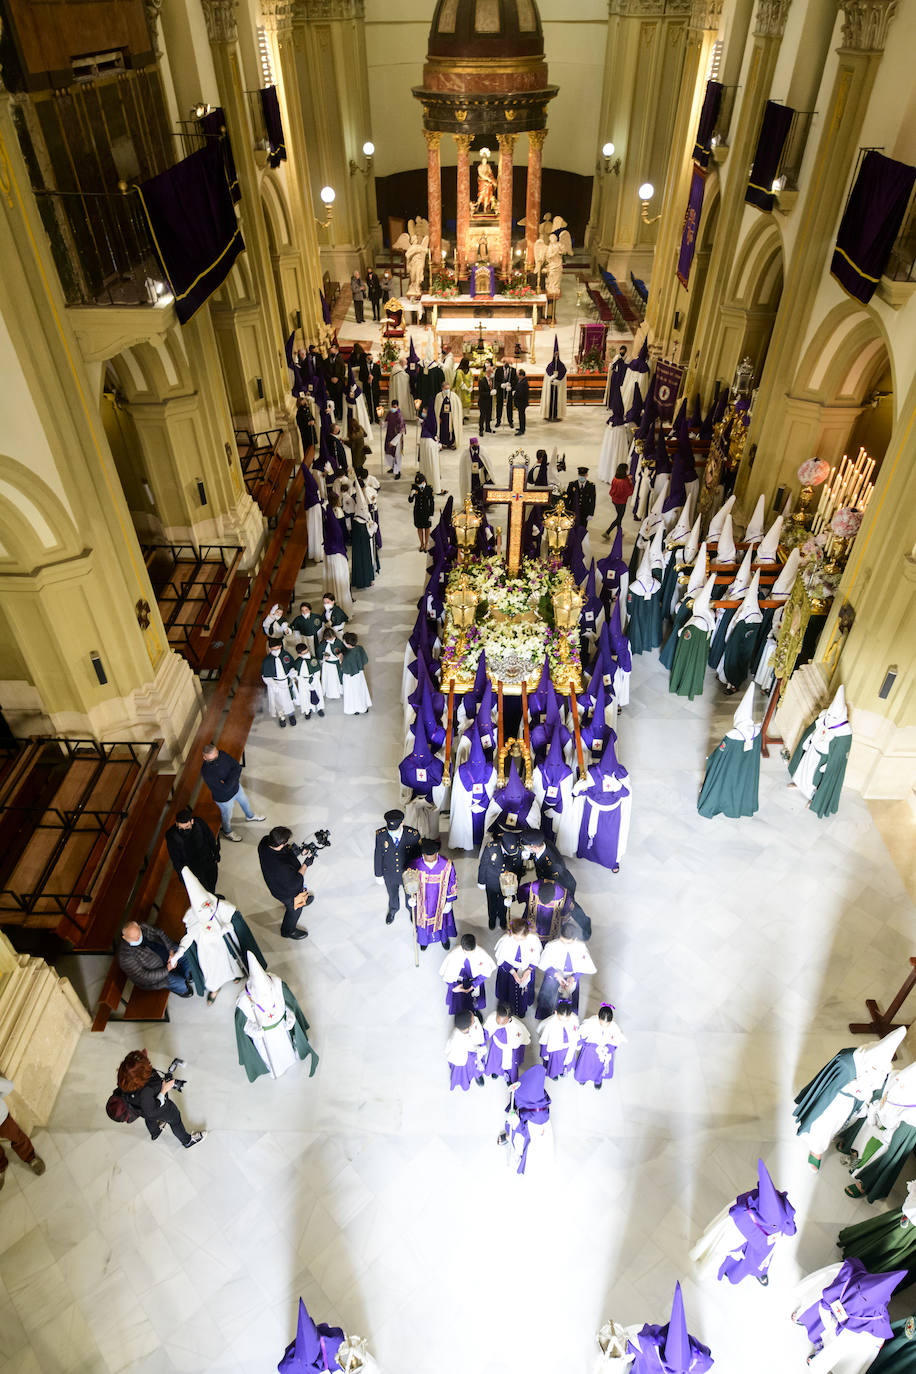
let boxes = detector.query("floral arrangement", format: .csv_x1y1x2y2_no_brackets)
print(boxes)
830,506,863,539
799,533,827,564
579,347,605,374
379,339,399,374
797,458,831,486
430,272,459,298
500,274,535,299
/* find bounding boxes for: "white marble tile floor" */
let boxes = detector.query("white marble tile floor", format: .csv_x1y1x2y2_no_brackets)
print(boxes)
5,403,916,1373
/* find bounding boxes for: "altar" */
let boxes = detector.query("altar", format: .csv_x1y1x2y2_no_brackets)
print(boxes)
421,293,547,361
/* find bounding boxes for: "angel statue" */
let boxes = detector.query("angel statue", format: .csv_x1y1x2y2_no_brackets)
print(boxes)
474,152,498,214
394,219,431,299
544,218,572,297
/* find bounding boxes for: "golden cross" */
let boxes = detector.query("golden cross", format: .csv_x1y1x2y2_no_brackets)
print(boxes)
485,456,550,576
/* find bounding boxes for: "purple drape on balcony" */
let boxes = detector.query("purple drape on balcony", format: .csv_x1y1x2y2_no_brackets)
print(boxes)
745,101,794,212
200,108,240,203
677,165,706,288
260,86,287,169
692,81,723,169
136,140,244,325
832,150,916,304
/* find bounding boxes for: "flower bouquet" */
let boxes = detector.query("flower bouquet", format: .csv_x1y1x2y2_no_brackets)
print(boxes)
797,458,830,487
830,506,863,539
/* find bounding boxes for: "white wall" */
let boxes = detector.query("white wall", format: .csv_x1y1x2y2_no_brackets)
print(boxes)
364,0,606,178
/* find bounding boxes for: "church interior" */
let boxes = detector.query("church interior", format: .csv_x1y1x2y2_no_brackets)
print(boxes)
0,0,915,1368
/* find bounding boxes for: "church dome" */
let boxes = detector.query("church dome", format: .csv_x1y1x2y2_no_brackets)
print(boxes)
427,0,546,61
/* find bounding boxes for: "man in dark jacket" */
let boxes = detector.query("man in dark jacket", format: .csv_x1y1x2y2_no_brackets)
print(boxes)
514,369,530,436
520,828,577,899
565,467,597,525
493,359,517,429
366,269,383,321
373,808,421,924
477,364,493,435
258,826,314,939
164,807,220,892
324,345,347,420
117,921,194,996
200,744,265,842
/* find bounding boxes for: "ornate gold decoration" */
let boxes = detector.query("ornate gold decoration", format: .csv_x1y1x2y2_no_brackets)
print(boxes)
135,599,152,631
543,500,574,556
455,110,468,122
752,0,792,38
497,737,533,787
200,0,239,44
772,574,809,680
423,130,442,151
484,455,549,576
838,0,897,50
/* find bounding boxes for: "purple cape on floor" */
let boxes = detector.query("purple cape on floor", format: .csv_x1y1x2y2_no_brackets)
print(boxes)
720,1159,797,1284
798,1258,905,1344
303,462,322,511
399,714,443,799
628,1283,713,1374
322,505,347,557
278,1298,344,1373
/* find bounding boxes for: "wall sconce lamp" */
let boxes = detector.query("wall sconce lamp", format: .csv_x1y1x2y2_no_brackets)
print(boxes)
316,185,336,229
601,141,621,175
192,102,212,119
349,141,375,177
638,182,661,225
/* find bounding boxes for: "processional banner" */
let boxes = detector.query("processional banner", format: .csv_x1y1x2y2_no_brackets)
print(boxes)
677,166,706,288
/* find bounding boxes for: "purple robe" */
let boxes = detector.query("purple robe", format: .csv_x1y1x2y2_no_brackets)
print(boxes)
437,394,457,446
482,1029,525,1083
495,957,537,1016
519,880,570,943
718,1188,794,1284
385,409,406,456
445,958,488,1014
574,1038,618,1085
540,1027,577,1079
409,856,457,948
797,1258,905,1346
508,1066,551,1175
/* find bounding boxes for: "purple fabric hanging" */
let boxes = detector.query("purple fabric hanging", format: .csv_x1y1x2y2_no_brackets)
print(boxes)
677,165,707,287
832,150,916,304
745,101,794,212
135,140,244,325
692,80,724,169
259,86,287,168
199,108,240,203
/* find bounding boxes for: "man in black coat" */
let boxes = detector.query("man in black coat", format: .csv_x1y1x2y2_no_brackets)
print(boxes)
520,828,577,899
324,345,347,421
477,826,525,931
493,358,517,429
366,269,383,321
165,808,220,893
117,921,194,995
295,397,316,462
514,369,530,436
374,808,422,924
258,826,314,939
477,364,494,435
566,467,597,525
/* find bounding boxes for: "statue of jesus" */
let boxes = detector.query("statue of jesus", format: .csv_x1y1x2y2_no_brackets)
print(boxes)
474,154,498,215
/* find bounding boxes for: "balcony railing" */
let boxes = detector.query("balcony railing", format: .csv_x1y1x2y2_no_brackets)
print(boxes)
775,109,815,192
32,187,165,308
885,194,916,283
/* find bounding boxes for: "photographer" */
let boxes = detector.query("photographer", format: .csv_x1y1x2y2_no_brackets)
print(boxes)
258,825,316,940
116,1050,205,1149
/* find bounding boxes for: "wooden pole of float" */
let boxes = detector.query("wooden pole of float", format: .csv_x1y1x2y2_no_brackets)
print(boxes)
521,682,531,763
569,682,587,780
497,680,505,780
442,679,455,784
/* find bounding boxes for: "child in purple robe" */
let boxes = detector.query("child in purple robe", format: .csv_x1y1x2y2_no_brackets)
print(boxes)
627,1282,713,1374
494,918,541,1017
445,1010,485,1091
536,921,596,1020
791,1258,906,1374
439,933,495,1014
482,1003,530,1083
407,839,457,950
539,1001,580,1079
690,1158,795,1286
574,1003,626,1089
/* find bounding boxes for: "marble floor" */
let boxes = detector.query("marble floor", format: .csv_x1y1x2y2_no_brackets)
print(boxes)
4,408,916,1374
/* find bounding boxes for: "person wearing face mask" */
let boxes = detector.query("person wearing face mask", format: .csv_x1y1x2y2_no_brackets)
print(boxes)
373,808,422,925
261,638,298,729
117,920,195,997
565,466,596,527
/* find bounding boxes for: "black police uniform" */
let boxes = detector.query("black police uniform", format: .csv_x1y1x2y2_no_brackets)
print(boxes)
374,825,421,921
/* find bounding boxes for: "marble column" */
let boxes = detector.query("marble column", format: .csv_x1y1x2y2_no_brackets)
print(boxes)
455,134,473,276
497,133,517,277
525,131,546,269
425,131,442,265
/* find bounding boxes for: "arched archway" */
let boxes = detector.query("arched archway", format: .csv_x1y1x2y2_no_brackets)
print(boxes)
260,171,303,333
727,217,784,383
0,454,81,572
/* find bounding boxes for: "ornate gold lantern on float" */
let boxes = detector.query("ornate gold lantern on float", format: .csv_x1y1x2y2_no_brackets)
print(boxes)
543,499,574,558
453,495,482,564
550,576,583,664
445,575,478,660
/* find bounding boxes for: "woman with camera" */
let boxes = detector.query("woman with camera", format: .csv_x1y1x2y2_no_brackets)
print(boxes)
116,1050,206,1149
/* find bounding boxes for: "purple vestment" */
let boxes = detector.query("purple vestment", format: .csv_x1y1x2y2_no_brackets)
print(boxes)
408,855,457,948
797,1258,905,1346
508,1065,551,1174
445,957,488,1014
718,1159,796,1284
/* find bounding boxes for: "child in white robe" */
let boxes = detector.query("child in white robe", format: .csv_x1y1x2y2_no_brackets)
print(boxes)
291,643,325,719
574,1004,626,1088
538,1002,580,1079
340,632,372,715
445,1010,486,1092
482,1004,530,1084
320,628,344,701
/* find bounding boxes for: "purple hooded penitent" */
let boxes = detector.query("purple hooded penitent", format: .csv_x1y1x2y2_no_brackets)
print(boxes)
546,334,567,380
303,462,321,512
528,656,553,717
608,598,632,674
581,560,602,631
471,678,496,749
566,526,587,584
457,721,493,791
490,758,535,832
420,403,438,440
625,380,644,427
530,681,571,756
322,504,346,557
462,649,488,718
688,393,702,431
607,372,625,427
627,336,649,376
628,1282,713,1374
598,528,628,604
581,682,613,754
508,1064,551,1174
719,1159,797,1284
285,331,306,398
277,1297,345,1373
399,713,444,800
410,675,446,750
536,723,573,815
797,1259,906,1346
408,653,444,715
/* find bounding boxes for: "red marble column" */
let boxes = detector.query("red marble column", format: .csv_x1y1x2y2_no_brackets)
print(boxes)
497,133,516,278
525,130,546,269
455,134,473,277
424,130,442,265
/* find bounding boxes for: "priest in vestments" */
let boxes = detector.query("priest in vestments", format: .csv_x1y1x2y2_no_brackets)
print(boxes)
539,335,567,422
408,838,458,950
388,356,411,415
690,1157,796,1285
788,684,853,817
178,869,266,1004
235,952,318,1083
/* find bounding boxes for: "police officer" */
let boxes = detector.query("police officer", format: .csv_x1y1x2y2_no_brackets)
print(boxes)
477,824,525,932
373,809,421,925
520,828,577,899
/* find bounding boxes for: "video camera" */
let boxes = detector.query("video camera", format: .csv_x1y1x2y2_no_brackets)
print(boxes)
164,1057,187,1093
292,828,332,866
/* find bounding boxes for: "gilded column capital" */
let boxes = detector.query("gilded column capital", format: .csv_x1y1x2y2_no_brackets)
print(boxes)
261,0,295,33
453,134,474,155
527,130,548,152
837,0,896,50
423,130,442,151
297,0,365,17
497,133,518,155
752,0,791,37
143,0,163,56
200,0,238,44
689,0,722,30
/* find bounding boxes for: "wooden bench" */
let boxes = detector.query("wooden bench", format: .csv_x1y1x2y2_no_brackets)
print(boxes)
143,543,247,670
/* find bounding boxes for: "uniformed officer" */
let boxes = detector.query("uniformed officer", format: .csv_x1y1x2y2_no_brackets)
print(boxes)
477,825,525,932
374,808,421,924
520,828,577,899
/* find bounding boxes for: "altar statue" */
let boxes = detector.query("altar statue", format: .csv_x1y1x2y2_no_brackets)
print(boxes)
474,153,498,214
405,234,428,299
545,220,572,297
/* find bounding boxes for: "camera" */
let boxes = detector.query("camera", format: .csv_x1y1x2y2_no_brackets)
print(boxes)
294,829,332,864
165,1057,187,1093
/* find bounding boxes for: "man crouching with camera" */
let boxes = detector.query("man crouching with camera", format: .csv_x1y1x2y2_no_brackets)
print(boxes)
257,825,329,940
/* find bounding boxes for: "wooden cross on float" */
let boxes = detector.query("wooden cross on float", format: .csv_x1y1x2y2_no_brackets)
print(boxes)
485,454,550,576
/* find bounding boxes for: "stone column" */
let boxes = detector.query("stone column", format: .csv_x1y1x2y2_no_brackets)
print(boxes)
200,0,288,423
455,134,473,276
497,133,517,277
525,131,547,269
738,0,898,504
425,131,443,266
